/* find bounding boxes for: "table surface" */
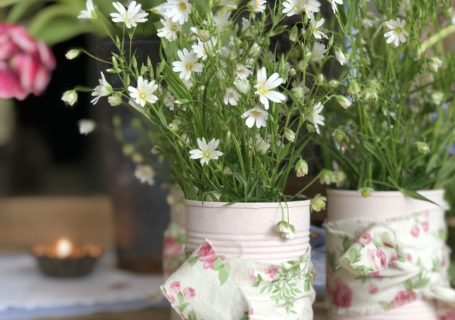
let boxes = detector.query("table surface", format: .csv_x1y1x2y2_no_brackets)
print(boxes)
37,304,328,320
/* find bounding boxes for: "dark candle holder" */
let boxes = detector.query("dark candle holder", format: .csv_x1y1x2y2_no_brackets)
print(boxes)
33,240,103,278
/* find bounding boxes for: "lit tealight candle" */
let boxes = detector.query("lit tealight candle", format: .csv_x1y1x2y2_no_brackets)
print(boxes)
33,238,102,278
56,238,73,259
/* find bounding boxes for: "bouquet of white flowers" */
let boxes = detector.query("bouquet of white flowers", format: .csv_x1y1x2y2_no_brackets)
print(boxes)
67,0,348,204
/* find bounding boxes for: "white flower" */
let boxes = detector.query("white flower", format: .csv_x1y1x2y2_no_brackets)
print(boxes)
249,0,267,13
134,165,155,186
309,102,325,134
255,67,286,110
311,18,327,39
311,42,327,62
214,10,231,31
128,76,159,107
250,134,271,154
242,107,268,128
189,138,224,166
61,90,78,106
111,1,149,29
234,78,251,94
327,0,343,13
78,0,96,19
91,72,112,105
157,19,181,41
160,0,192,25
235,64,252,79
384,18,408,47
78,119,96,135
283,0,321,20
172,49,203,80
224,88,240,106
192,38,217,61
335,48,347,65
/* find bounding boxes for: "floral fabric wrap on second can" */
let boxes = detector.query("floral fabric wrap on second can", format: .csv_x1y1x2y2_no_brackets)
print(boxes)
325,206,455,316
161,240,315,320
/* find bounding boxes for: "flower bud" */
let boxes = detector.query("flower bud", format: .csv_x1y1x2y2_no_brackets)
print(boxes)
335,48,347,65
61,90,78,106
333,128,347,143
335,95,352,109
328,80,340,88
311,194,326,212
416,141,430,155
348,80,361,98
275,220,296,239
295,158,309,177
429,57,442,73
65,49,81,60
320,169,334,185
284,128,296,142
290,26,299,42
333,170,346,184
108,93,123,107
359,187,374,198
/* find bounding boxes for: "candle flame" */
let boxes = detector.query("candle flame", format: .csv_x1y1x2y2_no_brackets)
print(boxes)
56,238,73,258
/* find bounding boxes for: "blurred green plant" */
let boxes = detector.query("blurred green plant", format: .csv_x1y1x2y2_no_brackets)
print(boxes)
0,0,165,44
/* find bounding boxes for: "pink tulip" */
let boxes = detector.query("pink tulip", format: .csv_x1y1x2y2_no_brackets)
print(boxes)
0,23,55,100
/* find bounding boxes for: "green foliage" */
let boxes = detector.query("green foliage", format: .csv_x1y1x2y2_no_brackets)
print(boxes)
320,1,455,193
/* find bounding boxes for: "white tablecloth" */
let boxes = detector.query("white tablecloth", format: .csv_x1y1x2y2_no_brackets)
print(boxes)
0,253,164,320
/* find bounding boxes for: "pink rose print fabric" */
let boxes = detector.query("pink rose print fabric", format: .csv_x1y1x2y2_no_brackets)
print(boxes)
163,223,187,278
161,240,315,320
325,207,455,316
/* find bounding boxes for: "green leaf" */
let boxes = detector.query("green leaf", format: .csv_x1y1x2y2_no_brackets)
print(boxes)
403,279,413,290
186,256,198,266
218,267,229,285
32,17,92,45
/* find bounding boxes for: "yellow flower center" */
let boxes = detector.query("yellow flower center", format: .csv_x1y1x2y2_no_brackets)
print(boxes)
171,24,178,32
140,92,147,100
251,110,261,118
185,62,194,71
203,150,210,158
179,1,187,11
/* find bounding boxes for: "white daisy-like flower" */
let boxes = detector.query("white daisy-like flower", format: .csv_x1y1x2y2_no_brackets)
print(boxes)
157,18,181,41
335,48,347,65
134,165,155,186
189,138,224,166
160,0,192,25
255,67,286,110
91,72,112,105
311,18,328,39
192,38,218,61
234,78,251,94
128,76,159,107
235,64,252,79
78,119,96,135
308,102,325,134
242,107,268,128
213,10,231,31
78,0,96,19
249,0,267,13
111,1,149,29
384,18,408,47
250,134,271,154
311,42,327,62
283,0,321,20
327,0,343,13
224,88,240,106
172,49,203,80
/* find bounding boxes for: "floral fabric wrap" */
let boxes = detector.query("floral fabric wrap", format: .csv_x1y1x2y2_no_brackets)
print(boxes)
325,207,455,316
161,240,315,320
163,222,187,278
